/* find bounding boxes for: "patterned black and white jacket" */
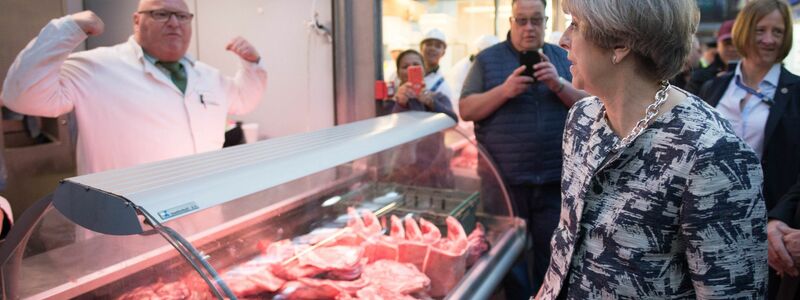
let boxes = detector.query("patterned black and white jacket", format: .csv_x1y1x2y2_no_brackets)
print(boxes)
537,94,767,299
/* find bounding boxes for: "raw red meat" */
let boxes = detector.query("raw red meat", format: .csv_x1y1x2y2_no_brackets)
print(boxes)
116,278,209,300
299,276,370,296
221,254,286,296
397,217,428,271
360,210,383,235
296,245,364,271
390,215,405,240
418,217,441,244
364,215,404,262
366,236,398,263
403,217,423,241
263,240,297,262
422,217,469,297
117,286,159,300
223,269,285,297
346,208,381,236
270,260,324,281
355,285,417,300
265,242,326,280
361,259,430,295
347,207,365,229
278,279,344,299
327,258,367,281
466,222,490,267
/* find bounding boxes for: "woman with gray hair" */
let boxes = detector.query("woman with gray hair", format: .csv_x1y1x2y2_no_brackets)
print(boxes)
536,0,768,299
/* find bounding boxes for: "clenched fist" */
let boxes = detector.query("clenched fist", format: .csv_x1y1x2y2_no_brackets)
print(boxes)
226,37,261,63
71,10,104,36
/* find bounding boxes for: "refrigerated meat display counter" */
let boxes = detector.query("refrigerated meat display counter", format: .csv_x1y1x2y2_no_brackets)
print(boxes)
0,111,526,299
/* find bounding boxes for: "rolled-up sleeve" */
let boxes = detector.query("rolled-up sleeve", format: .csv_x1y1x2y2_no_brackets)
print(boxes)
224,57,268,115
1,16,90,117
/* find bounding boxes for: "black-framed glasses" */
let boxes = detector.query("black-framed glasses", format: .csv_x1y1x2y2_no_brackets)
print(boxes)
138,10,194,23
510,16,548,27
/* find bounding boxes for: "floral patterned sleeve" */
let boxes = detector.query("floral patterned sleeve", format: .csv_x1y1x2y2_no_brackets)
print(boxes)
680,138,767,299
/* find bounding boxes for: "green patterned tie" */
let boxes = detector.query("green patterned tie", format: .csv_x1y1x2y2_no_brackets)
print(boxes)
157,61,187,94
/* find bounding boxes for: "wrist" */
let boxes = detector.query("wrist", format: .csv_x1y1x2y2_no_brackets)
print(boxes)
554,77,566,93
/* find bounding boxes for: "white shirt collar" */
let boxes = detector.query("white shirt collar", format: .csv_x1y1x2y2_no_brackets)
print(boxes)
733,61,781,88
128,36,195,66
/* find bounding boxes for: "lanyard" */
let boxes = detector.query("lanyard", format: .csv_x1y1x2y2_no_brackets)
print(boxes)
734,75,774,105
734,75,772,136
430,77,445,92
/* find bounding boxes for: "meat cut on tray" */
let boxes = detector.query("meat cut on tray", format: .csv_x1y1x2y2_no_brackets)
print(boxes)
116,207,491,299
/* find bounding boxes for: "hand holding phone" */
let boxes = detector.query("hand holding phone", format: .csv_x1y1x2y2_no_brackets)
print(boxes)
407,65,424,94
520,51,541,81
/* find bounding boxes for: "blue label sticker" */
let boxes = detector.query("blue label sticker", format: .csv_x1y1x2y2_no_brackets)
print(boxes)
158,202,200,220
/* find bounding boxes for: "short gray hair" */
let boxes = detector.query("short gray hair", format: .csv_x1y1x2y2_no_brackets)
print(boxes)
512,0,547,9
562,0,699,81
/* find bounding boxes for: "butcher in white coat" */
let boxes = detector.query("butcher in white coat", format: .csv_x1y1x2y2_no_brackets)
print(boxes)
1,0,268,174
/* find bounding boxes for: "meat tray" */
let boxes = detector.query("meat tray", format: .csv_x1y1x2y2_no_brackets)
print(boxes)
0,112,526,300
335,182,479,234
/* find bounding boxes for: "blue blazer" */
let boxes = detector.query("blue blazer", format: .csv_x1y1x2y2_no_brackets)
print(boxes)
699,67,800,212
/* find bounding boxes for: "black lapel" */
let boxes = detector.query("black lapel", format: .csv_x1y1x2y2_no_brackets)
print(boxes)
707,73,734,107
764,68,800,147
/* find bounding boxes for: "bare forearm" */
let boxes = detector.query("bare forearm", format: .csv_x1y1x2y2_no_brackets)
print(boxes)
554,80,589,108
459,85,509,121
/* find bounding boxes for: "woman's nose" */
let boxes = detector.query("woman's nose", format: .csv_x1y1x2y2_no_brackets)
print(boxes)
559,33,571,50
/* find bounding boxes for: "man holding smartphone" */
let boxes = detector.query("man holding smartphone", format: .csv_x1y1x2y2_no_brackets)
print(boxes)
459,0,587,298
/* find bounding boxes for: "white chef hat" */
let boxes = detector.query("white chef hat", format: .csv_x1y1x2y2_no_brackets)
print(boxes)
421,28,447,45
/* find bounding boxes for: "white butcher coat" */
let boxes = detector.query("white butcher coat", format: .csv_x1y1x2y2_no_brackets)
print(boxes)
2,16,268,174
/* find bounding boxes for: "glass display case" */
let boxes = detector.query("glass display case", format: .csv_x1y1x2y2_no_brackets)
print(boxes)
0,112,526,299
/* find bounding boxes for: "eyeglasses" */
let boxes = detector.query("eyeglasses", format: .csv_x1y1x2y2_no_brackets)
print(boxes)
510,16,548,27
138,10,194,23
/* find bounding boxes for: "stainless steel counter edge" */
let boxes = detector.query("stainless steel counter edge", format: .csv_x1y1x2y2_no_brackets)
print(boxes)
447,217,527,300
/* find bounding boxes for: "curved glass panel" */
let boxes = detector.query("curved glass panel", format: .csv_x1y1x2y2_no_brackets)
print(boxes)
1,124,520,299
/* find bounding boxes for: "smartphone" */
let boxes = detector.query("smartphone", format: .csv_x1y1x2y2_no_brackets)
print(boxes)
520,51,541,81
407,65,424,93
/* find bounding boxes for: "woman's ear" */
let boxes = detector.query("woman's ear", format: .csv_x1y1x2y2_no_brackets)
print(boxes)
611,46,631,65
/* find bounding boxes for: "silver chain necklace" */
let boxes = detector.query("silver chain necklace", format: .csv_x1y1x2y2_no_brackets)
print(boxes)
611,80,671,152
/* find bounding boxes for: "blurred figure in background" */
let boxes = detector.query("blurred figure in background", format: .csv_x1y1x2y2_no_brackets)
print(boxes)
697,1,799,298
392,49,457,121
686,19,740,93
384,41,406,94
699,41,717,68
387,49,456,189
670,35,703,90
420,29,455,105
446,34,500,128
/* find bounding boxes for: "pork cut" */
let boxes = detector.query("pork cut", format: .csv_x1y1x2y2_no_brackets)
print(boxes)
422,216,469,297
355,285,417,300
361,259,430,295
397,217,428,271
466,222,490,267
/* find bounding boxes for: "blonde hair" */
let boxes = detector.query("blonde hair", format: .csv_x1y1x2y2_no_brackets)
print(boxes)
561,0,699,81
732,0,794,61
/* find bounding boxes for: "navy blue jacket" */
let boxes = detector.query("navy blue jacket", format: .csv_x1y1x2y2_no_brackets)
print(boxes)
473,40,572,185
699,67,800,211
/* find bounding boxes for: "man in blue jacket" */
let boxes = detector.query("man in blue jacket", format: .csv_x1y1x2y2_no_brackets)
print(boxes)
459,0,587,297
